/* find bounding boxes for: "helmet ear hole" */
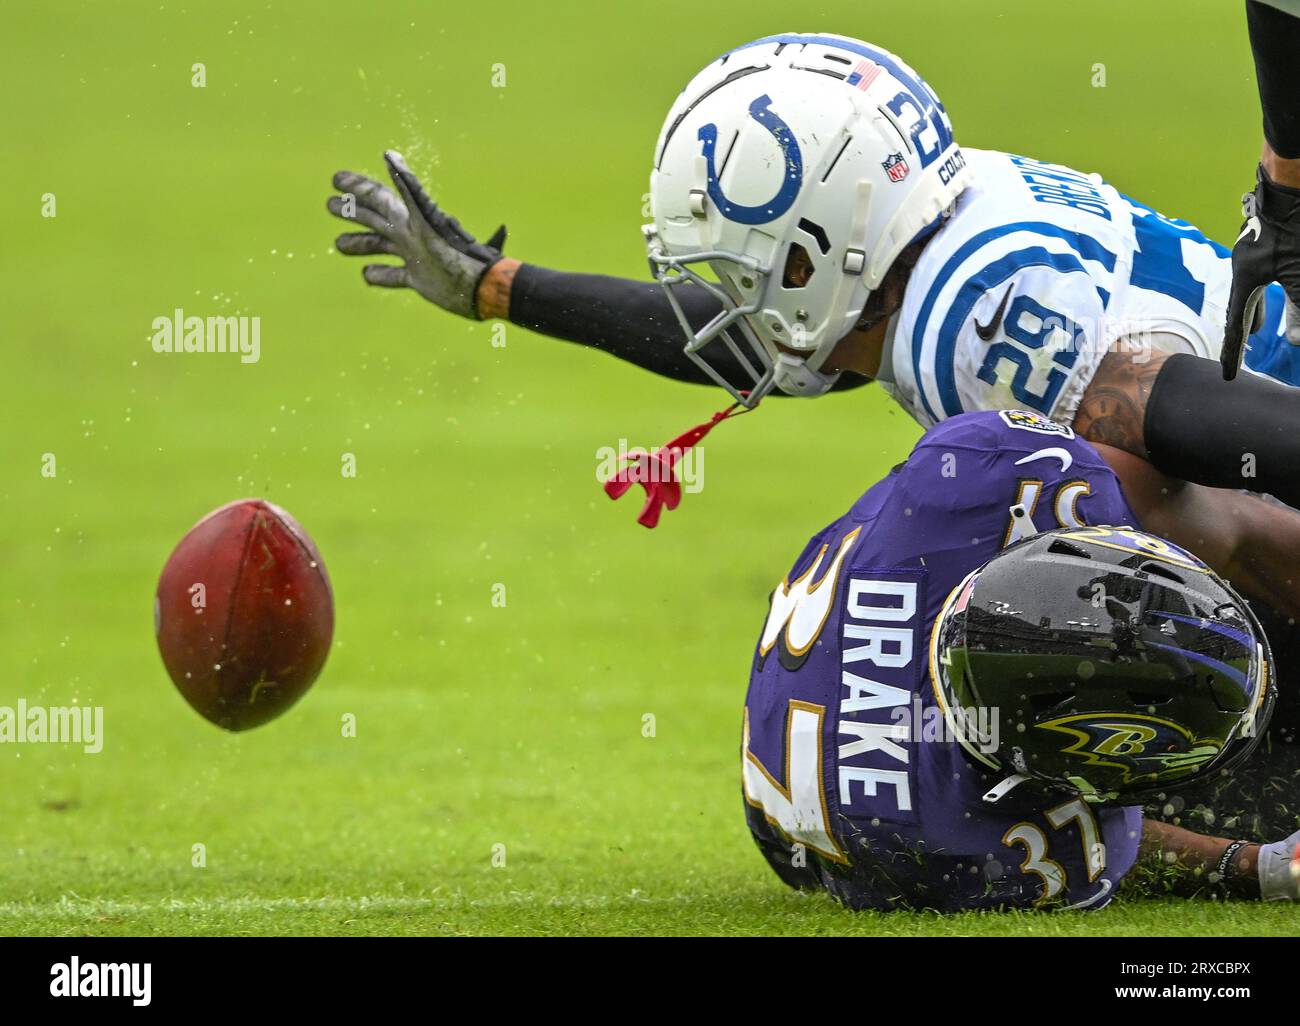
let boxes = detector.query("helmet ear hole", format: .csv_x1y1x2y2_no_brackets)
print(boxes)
1029,691,1075,715
1139,562,1186,585
1047,539,1090,559
1128,690,1174,707
782,243,816,289
796,217,831,255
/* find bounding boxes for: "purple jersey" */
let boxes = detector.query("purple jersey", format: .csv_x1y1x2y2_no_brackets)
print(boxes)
743,410,1144,910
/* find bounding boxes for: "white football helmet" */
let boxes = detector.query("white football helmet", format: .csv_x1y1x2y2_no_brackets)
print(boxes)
645,33,974,405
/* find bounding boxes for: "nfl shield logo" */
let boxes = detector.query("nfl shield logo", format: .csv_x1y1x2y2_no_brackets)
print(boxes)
882,153,909,182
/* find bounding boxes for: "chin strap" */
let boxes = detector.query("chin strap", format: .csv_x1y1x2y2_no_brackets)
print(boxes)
603,397,756,528
982,773,1029,804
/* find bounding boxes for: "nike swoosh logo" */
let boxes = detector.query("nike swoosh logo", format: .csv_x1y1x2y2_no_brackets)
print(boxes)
1062,878,1113,911
1015,446,1073,473
975,285,1014,341
1237,216,1262,244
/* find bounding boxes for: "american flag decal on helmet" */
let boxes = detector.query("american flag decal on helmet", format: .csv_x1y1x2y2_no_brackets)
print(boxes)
882,153,910,182
846,59,882,92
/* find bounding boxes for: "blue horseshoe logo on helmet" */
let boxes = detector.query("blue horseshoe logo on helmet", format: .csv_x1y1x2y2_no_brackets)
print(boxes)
698,94,803,225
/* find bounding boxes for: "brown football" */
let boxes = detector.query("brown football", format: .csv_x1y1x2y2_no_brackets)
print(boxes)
155,499,334,731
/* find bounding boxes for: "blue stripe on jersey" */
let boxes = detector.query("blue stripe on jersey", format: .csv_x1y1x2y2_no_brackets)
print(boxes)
931,247,1089,417
911,222,1117,422
1123,193,1231,258
1121,194,1229,317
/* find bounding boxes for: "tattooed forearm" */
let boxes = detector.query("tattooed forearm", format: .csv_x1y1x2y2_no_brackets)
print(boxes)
1072,350,1170,456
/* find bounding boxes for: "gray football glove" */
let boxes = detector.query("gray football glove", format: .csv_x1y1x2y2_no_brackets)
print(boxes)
1257,828,1300,901
327,150,505,319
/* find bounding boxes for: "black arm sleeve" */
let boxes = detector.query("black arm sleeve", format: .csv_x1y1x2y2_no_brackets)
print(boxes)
1247,1,1300,159
1144,352,1300,507
507,263,871,395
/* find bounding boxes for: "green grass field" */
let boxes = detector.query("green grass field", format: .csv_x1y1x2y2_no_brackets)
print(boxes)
1,0,1294,936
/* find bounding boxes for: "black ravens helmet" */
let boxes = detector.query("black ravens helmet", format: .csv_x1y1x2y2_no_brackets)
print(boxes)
931,526,1275,804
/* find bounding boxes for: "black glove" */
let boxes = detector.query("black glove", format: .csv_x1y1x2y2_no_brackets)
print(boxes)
1222,165,1300,380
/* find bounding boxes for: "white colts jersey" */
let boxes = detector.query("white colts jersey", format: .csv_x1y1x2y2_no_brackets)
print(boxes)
879,148,1292,429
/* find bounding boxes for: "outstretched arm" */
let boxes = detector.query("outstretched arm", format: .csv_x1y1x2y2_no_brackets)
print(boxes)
1077,349,1300,511
479,257,743,386
1096,440,1300,623
326,155,871,395
1223,1,1300,377
1139,819,1300,900
1139,820,1260,897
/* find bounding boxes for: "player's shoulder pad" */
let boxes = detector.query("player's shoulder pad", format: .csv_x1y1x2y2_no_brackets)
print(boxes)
898,220,1114,424
906,191,1116,322
946,258,1111,356
912,409,1107,465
